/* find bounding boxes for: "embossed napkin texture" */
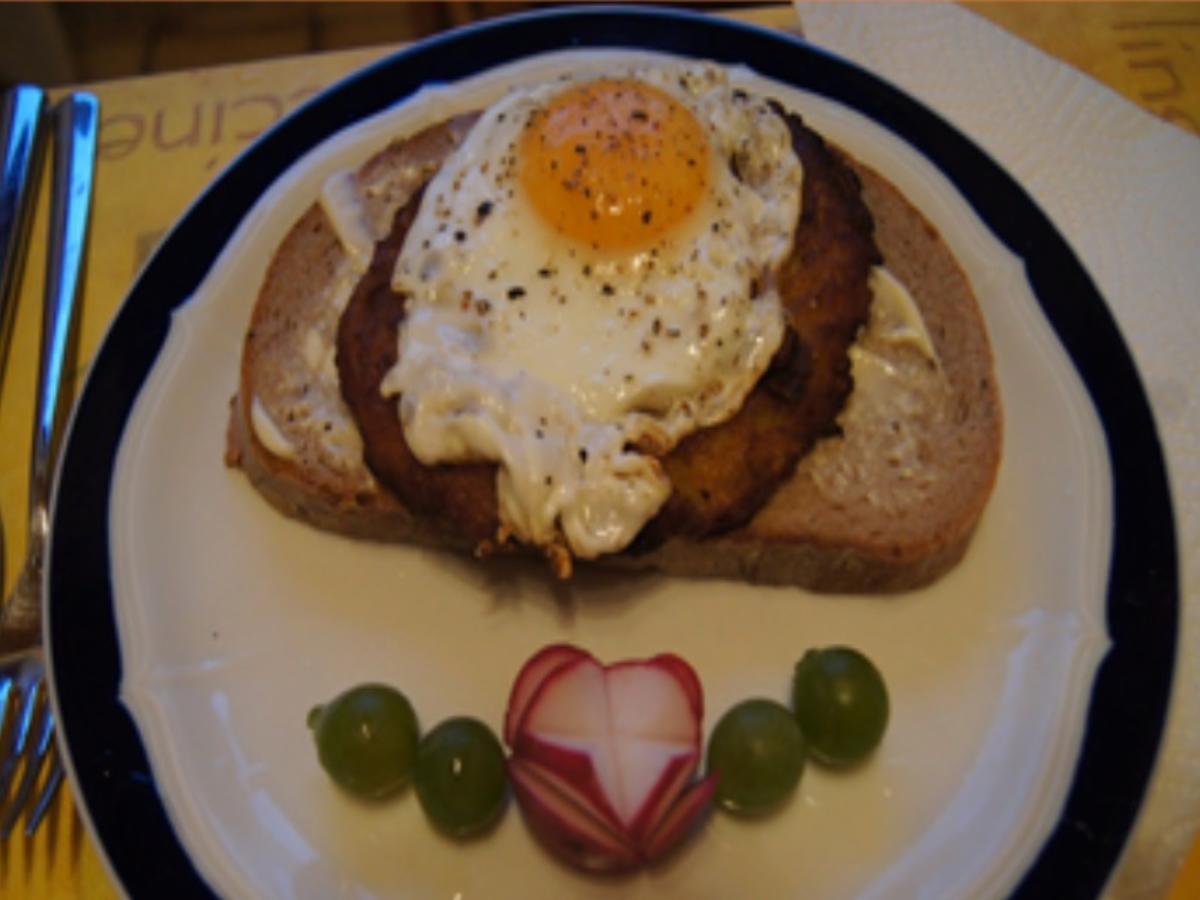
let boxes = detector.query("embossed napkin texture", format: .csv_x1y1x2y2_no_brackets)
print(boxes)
794,3,1200,898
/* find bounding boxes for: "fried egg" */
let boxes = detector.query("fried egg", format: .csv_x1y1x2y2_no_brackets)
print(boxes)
381,62,803,559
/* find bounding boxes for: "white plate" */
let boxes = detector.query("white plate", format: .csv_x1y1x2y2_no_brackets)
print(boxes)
46,10,1177,900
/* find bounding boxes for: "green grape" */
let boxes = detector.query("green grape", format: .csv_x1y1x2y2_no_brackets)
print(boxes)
414,717,508,838
791,646,889,767
307,683,419,800
706,698,806,815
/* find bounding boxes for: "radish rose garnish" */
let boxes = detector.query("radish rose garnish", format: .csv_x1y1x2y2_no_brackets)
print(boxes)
505,643,717,871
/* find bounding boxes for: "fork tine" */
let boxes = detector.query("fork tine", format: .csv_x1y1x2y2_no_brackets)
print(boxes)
0,680,50,838
0,674,14,743
0,675,29,803
0,677,15,800
25,744,62,836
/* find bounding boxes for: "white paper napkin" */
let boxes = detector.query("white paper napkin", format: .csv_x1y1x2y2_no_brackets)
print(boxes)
792,3,1200,897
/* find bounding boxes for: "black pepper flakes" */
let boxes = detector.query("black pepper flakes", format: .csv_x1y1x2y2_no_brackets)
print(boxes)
641,209,653,225
601,283,615,296
476,200,494,221
508,286,526,300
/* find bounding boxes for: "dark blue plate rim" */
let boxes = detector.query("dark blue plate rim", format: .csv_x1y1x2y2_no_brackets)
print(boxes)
46,7,1178,899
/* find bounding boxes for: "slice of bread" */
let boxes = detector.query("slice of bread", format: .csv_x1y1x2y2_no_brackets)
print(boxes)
225,117,479,552
226,114,1002,592
616,166,1003,590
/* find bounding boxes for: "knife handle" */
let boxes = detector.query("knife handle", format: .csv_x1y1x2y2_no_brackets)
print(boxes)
27,93,98,543
0,85,48,389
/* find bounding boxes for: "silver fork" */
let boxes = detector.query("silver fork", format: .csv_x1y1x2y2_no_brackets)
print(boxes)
0,86,51,594
0,91,98,839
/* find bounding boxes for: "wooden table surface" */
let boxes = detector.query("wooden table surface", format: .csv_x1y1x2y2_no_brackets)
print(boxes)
0,4,1195,897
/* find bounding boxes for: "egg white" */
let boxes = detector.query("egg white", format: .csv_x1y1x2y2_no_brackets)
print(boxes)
381,62,803,559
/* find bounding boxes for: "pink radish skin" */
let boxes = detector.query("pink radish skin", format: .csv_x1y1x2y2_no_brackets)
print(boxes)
504,644,590,746
627,751,699,844
505,644,715,872
511,731,627,832
514,731,700,840
643,775,719,862
509,758,640,873
515,655,697,829
509,752,627,837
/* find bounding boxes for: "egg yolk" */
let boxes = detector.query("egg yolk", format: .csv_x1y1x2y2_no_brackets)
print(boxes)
518,78,710,252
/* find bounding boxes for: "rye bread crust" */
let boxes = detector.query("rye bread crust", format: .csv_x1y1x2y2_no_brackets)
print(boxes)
226,111,1002,592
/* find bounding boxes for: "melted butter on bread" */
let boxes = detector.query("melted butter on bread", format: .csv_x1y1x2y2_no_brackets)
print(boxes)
320,171,376,274
859,267,939,363
250,250,366,471
251,395,297,460
809,266,951,512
